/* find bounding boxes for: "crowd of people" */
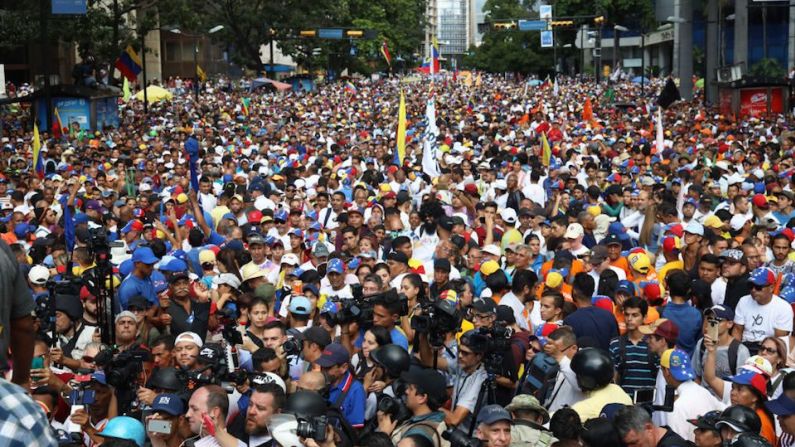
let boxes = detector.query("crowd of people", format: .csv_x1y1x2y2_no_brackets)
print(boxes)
3,71,795,447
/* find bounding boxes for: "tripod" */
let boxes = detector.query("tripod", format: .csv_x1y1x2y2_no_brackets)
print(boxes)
467,372,497,437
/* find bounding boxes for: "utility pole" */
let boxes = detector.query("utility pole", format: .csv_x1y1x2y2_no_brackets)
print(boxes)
40,0,52,130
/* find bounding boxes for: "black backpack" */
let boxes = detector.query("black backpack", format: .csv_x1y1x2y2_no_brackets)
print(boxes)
698,338,740,376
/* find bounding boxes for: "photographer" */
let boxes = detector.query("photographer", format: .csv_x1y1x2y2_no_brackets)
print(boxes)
468,298,518,407
146,393,189,447
66,371,118,446
365,344,410,422
49,293,97,371
386,367,449,447
419,328,486,427
299,326,332,380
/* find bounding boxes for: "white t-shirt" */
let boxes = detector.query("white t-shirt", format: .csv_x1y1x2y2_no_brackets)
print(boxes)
666,381,726,443
734,294,794,342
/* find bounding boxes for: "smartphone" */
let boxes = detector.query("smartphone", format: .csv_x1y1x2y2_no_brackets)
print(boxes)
67,405,84,434
292,280,303,295
707,319,720,341
31,356,44,382
147,419,172,435
633,389,655,404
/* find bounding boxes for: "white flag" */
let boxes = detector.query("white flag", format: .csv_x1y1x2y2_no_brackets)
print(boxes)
422,99,440,177
656,108,664,153
553,77,559,96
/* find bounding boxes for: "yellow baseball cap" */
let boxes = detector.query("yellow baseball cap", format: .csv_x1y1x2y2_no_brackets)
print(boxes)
480,260,500,276
545,271,563,288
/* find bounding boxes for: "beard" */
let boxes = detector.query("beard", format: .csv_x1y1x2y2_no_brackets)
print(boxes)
245,418,269,436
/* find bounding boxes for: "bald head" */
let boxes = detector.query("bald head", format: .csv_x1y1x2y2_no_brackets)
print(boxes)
298,371,326,392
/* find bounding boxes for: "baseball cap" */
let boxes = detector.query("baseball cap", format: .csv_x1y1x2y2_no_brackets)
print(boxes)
386,251,409,265
477,404,513,425
327,258,344,274
639,318,679,343
564,223,584,239
315,343,351,367
628,251,651,274
662,235,682,253
199,249,216,264
766,394,795,416
115,311,137,324
480,260,500,276
471,298,497,314
312,243,330,257
151,393,185,416
241,263,267,282
603,233,622,246
719,249,746,264
434,258,451,273
589,245,608,265
505,394,550,424
749,267,776,287
725,370,769,397
128,296,150,311
281,253,300,266
684,221,705,236
688,410,721,431
213,273,242,289
303,326,332,348
660,348,696,382
482,244,502,257
752,193,769,209
175,331,203,348
400,367,448,404
288,296,312,315
28,265,50,285
616,280,636,295
545,271,564,288
131,247,159,264
706,304,734,321
248,234,266,246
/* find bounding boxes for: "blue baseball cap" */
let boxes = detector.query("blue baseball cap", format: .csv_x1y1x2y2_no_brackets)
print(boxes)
749,267,776,287
781,287,795,304
151,393,185,416
274,209,288,222
706,304,734,321
131,247,159,265
91,370,107,385
616,280,636,295
767,393,795,416
316,343,351,367
660,348,696,382
327,258,344,274
288,228,304,238
477,404,513,425
288,296,312,315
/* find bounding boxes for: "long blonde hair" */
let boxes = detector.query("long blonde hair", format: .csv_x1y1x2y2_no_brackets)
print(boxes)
639,204,657,247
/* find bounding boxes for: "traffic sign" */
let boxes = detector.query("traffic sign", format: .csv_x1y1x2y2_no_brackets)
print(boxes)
539,4,553,20
518,20,548,31
540,30,554,48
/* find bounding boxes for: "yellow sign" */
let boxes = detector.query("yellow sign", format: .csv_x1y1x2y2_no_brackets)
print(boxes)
603,65,611,78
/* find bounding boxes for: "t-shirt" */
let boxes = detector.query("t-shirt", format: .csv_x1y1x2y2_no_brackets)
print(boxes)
734,294,794,342
0,241,34,372
563,306,619,351
327,371,366,428
448,362,487,421
691,338,750,388
661,302,703,355
571,383,632,422
608,336,657,392
117,274,157,310
657,427,694,447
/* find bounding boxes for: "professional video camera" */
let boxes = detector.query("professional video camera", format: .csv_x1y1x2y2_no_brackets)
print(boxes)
411,297,462,347
442,428,482,447
377,395,411,425
296,415,329,442
216,304,244,346
177,342,246,393
36,278,84,346
465,325,513,374
327,286,408,329
86,227,110,259
94,346,150,390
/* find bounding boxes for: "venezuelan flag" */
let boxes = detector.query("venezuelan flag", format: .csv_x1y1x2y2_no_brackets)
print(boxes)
241,97,251,116
394,91,406,165
33,123,44,179
344,82,357,94
114,45,142,82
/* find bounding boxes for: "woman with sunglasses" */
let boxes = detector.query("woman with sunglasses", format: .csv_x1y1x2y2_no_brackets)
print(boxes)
758,336,791,399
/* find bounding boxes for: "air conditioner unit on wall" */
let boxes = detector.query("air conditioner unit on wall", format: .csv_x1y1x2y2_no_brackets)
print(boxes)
717,63,744,83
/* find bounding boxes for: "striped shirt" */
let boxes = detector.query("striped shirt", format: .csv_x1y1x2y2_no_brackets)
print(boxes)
609,335,658,393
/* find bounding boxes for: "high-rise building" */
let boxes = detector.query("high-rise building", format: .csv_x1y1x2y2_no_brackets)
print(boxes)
437,0,469,58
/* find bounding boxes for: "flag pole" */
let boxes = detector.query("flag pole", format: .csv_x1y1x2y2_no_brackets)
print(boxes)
141,31,148,115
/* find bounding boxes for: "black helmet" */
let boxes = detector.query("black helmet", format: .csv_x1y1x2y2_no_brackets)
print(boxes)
729,433,772,447
716,405,761,434
571,348,614,392
148,367,183,392
284,390,328,419
55,294,83,321
370,345,410,378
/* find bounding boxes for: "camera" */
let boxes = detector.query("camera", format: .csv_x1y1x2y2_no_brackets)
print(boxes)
177,342,245,393
466,325,513,374
377,395,410,425
442,428,482,447
216,305,243,346
94,346,150,390
411,297,462,347
296,415,329,442
282,337,302,358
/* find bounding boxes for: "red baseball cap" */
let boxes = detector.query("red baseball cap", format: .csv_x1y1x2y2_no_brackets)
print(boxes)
752,193,769,209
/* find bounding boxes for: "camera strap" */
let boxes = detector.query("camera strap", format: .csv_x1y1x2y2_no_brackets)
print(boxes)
333,372,354,408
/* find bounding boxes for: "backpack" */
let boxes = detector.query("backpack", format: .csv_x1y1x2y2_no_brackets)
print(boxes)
698,338,740,376
617,335,656,385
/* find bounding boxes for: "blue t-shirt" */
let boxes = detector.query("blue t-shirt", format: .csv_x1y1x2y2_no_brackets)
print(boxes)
328,371,366,427
563,306,619,351
662,302,703,355
117,274,157,310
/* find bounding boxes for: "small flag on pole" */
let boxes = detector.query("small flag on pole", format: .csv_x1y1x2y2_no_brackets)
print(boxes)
381,41,392,67
344,81,357,94
656,108,665,153
394,91,407,165
196,65,207,82
114,45,142,82
122,77,131,102
241,97,251,116
33,123,44,179
52,107,64,139
541,132,551,167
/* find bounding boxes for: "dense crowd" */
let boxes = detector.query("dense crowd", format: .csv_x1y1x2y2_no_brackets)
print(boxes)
3,71,795,447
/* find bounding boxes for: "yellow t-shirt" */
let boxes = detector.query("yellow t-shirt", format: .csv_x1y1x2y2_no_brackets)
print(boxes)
571,383,633,422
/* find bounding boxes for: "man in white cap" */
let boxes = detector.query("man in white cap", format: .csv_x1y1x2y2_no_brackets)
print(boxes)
173,331,203,371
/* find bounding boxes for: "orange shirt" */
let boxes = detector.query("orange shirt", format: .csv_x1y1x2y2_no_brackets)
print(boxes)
610,257,633,280
758,408,777,447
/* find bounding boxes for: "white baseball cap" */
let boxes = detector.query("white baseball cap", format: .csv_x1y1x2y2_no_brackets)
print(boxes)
28,265,50,285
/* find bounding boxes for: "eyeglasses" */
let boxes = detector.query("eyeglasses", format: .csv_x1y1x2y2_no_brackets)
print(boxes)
472,313,493,321
751,284,770,291
82,356,95,363
760,346,779,355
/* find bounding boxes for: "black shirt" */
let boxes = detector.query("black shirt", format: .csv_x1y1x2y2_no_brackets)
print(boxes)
657,426,695,446
723,273,751,311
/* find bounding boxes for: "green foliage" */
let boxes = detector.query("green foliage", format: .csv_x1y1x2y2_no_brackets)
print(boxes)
749,58,786,79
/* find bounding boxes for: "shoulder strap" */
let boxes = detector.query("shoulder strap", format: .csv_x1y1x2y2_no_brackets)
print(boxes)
617,335,628,382
333,373,354,408
728,339,740,376
411,421,443,447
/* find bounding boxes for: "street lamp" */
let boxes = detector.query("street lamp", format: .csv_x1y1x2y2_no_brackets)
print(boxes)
613,25,629,78
167,25,224,101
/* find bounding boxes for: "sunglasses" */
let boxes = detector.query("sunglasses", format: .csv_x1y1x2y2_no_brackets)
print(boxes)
760,346,779,355
82,356,95,363
751,284,770,291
